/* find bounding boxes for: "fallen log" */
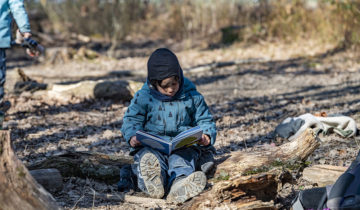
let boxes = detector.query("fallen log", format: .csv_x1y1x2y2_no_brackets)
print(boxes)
27,151,133,183
189,128,320,209
31,79,143,103
0,130,61,210
87,192,177,208
30,168,63,193
302,164,347,187
183,58,266,74
14,68,48,94
14,68,143,103
18,129,318,209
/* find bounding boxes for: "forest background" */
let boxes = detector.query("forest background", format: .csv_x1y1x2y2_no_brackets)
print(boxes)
4,0,360,209
25,0,360,55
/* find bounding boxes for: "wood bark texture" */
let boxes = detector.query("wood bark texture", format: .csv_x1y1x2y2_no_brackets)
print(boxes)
189,128,320,209
0,130,61,210
32,79,143,103
15,69,143,103
302,164,347,187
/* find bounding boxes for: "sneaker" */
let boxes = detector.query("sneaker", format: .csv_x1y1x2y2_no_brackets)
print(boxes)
0,101,11,113
167,171,207,204
117,164,136,192
139,152,164,198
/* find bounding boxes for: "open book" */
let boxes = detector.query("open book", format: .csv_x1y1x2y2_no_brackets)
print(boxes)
136,126,203,155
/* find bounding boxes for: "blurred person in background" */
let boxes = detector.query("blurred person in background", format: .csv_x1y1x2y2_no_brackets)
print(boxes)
0,0,37,128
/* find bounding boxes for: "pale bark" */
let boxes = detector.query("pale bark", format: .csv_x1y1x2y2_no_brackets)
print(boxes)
0,131,61,210
15,68,143,103
86,191,177,209
32,79,143,103
302,164,347,187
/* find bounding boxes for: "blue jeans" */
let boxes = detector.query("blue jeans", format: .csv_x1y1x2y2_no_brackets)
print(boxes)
132,146,201,194
0,49,5,103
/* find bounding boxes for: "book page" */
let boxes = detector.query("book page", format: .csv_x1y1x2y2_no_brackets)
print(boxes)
171,127,202,151
175,126,201,139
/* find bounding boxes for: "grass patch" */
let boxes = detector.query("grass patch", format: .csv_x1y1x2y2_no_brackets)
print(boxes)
214,170,230,181
242,159,311,176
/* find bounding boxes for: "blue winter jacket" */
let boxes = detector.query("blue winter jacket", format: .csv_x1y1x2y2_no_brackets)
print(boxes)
121,77,217,153
0,0,31,48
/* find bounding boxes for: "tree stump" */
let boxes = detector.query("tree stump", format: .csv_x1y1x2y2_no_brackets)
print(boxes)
0,130,61,210
189,128,320,209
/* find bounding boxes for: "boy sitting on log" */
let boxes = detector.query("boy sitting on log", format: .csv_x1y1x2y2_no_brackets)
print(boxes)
120,48,216,203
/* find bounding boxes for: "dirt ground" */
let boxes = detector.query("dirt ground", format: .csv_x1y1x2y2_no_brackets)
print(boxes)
5,39,360,209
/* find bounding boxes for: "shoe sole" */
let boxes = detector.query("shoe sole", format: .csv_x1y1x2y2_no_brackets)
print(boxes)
167,171,206,204
139,153,164,198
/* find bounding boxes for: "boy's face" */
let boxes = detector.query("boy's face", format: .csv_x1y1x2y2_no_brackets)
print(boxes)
156,76,180,97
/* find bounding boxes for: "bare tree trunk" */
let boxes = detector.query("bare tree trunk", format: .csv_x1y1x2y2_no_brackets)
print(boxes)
0,131,61,210
189,128,320,209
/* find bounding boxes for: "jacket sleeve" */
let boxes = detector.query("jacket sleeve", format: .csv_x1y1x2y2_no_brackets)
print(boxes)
193,93,217,145
9,0,31,33
121,91,147,144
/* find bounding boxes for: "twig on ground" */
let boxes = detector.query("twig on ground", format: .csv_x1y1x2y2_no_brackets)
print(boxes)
243,137,248,151
70,194,85,210
90,188,96,209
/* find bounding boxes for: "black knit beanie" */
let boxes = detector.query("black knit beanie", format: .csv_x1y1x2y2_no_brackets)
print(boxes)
147,48,181,82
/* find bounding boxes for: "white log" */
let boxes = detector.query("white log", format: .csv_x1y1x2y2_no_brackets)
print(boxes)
302,164,347,187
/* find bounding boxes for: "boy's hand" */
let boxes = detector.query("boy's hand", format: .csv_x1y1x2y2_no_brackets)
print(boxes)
199,134,210,146
130,136,141,147
23,32,32,39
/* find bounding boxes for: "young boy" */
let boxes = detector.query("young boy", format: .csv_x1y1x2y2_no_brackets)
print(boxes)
120,48,216,203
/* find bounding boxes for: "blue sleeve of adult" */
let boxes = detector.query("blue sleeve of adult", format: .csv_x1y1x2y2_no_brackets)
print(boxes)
9,0,31,33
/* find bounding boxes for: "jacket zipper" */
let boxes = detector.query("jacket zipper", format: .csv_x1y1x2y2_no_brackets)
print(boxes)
162,101,166,137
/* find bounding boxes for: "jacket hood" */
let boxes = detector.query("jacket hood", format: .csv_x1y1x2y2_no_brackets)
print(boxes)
147,48,182,82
